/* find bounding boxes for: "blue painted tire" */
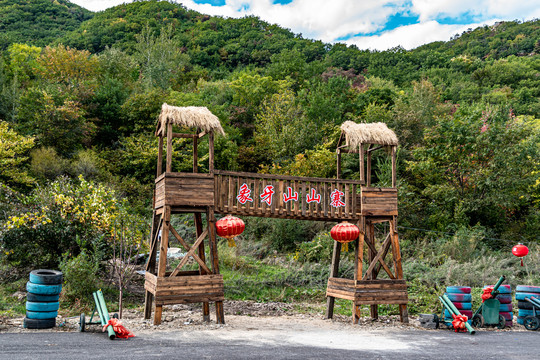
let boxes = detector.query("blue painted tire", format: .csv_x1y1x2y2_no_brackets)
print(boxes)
444,293,472,302
26,282,62,295
518,309,535,317
516,285,540,293
484,284,511,294
495,294,512,304
499,303,513,312
23,317,55,329
26,310,58,319
517,316,525,325
26,301,59,312
499,311,513,321
444,309,473,319
453,302,472,310
446,286,471,294
26,293,60,303
505,320,513,327
29,269,63,285
516,292,540,301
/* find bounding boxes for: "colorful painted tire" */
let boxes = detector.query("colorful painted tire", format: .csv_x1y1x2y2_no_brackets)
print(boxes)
505,320,513,327
446,286,471,294
516,285,540,293
518,309,535,317
484,284,511,294
26,310,58,320
495,294,512,304
26,301,59,312
499,311,513,321
29,269,63,285
517,316,525,325
26,282,62,295
499,303,513,312
515,292,540,301
517,300,534,310
452,302,472,310
23,317,55,329
444,309,472,318
26,293,60,303
444,293,472,302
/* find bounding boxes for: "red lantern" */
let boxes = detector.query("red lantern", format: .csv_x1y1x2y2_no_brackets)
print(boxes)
216,215,245,247
512,243,529,266
331,222,360,252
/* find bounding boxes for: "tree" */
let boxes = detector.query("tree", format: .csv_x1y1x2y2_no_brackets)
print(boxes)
0,120,34,186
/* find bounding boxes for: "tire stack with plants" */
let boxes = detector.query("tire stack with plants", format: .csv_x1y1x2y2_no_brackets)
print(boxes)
24,270,63,329
516,285,540,328
444,286,472,324
483,284,513,327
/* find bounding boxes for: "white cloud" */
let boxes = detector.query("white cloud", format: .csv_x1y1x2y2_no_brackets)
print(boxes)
345,20,496,51
69,0,540,50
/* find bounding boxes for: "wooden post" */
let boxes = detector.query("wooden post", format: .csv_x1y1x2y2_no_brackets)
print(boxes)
390,216,408,323
166,122,173,173
154,206,170,325
366,222,378,320
391,146,397,188
195,213,210,322
366,145,371,187
144,211,160,320
193,131,198,173
207,207,224,324
336,149,341,180
326,240,342,319
359,144,364,183
209,132,214,174
157,136,163,177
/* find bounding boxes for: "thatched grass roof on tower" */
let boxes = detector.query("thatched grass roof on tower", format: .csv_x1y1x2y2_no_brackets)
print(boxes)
157,103,225,135
340,121,398,148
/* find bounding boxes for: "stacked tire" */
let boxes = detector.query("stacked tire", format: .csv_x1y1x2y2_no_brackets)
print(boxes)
484,284,513,327
516,285,540,329
444,286,472,323
24,270,63,329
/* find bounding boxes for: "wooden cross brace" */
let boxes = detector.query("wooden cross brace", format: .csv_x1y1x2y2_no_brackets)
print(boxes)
363,233,395,280
169,224,211,276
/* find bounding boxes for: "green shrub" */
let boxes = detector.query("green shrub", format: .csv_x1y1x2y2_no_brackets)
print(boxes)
59,250,100,303
293,231,334,264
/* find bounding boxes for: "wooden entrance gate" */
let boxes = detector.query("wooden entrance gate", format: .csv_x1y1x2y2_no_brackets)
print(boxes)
144,105,408,325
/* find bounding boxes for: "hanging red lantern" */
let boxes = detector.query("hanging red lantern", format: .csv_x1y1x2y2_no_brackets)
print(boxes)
216,215,245,247
331,222,360,252
512,243,529,266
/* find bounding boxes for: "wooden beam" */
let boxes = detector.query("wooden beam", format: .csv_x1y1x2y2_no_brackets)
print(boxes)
336,149,341,180
198,131,207,138
359,144,365,183
157,136,163,177
169,229,210,276
166,123,173,173
366,145,372,187
362,233,394,280
193,129,198,173
195,213,210,321
326,240,342,319
391,146,397,188
172,133,197,139
368,145,384,153
209,132,214,174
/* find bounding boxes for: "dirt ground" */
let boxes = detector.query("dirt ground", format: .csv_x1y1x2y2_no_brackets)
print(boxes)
0,300,528,335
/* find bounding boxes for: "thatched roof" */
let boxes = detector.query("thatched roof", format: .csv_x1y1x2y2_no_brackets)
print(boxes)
340,121,398,147
158,103,225,135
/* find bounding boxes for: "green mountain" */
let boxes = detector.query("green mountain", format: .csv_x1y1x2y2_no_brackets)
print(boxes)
0,0,93,49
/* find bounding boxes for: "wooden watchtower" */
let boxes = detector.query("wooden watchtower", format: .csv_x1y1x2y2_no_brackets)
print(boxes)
144,104,225,325
326,121,408,323
144,104,408,325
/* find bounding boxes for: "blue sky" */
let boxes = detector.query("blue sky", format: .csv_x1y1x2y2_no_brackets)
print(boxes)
72,1,540,50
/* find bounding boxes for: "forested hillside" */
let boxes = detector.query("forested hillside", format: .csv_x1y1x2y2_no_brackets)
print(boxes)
0,0,538,288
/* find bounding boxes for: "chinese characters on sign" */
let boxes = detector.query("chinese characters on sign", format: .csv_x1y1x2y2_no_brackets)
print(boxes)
236,183,345,208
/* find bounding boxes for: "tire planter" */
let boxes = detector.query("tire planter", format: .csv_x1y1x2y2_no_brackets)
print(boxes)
26,293,60,303
499,311,513,321
29,269,63,285
444,293,472,302
23,317,55,329
515,292,540,301
516,285,540,293
26,301,59,312
505,320,513,327
484,284,511,294
517,300,534,310
499,303,513,312
495,294,512,304
446,286,471,294
26,310,58,320
26,282,62,295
